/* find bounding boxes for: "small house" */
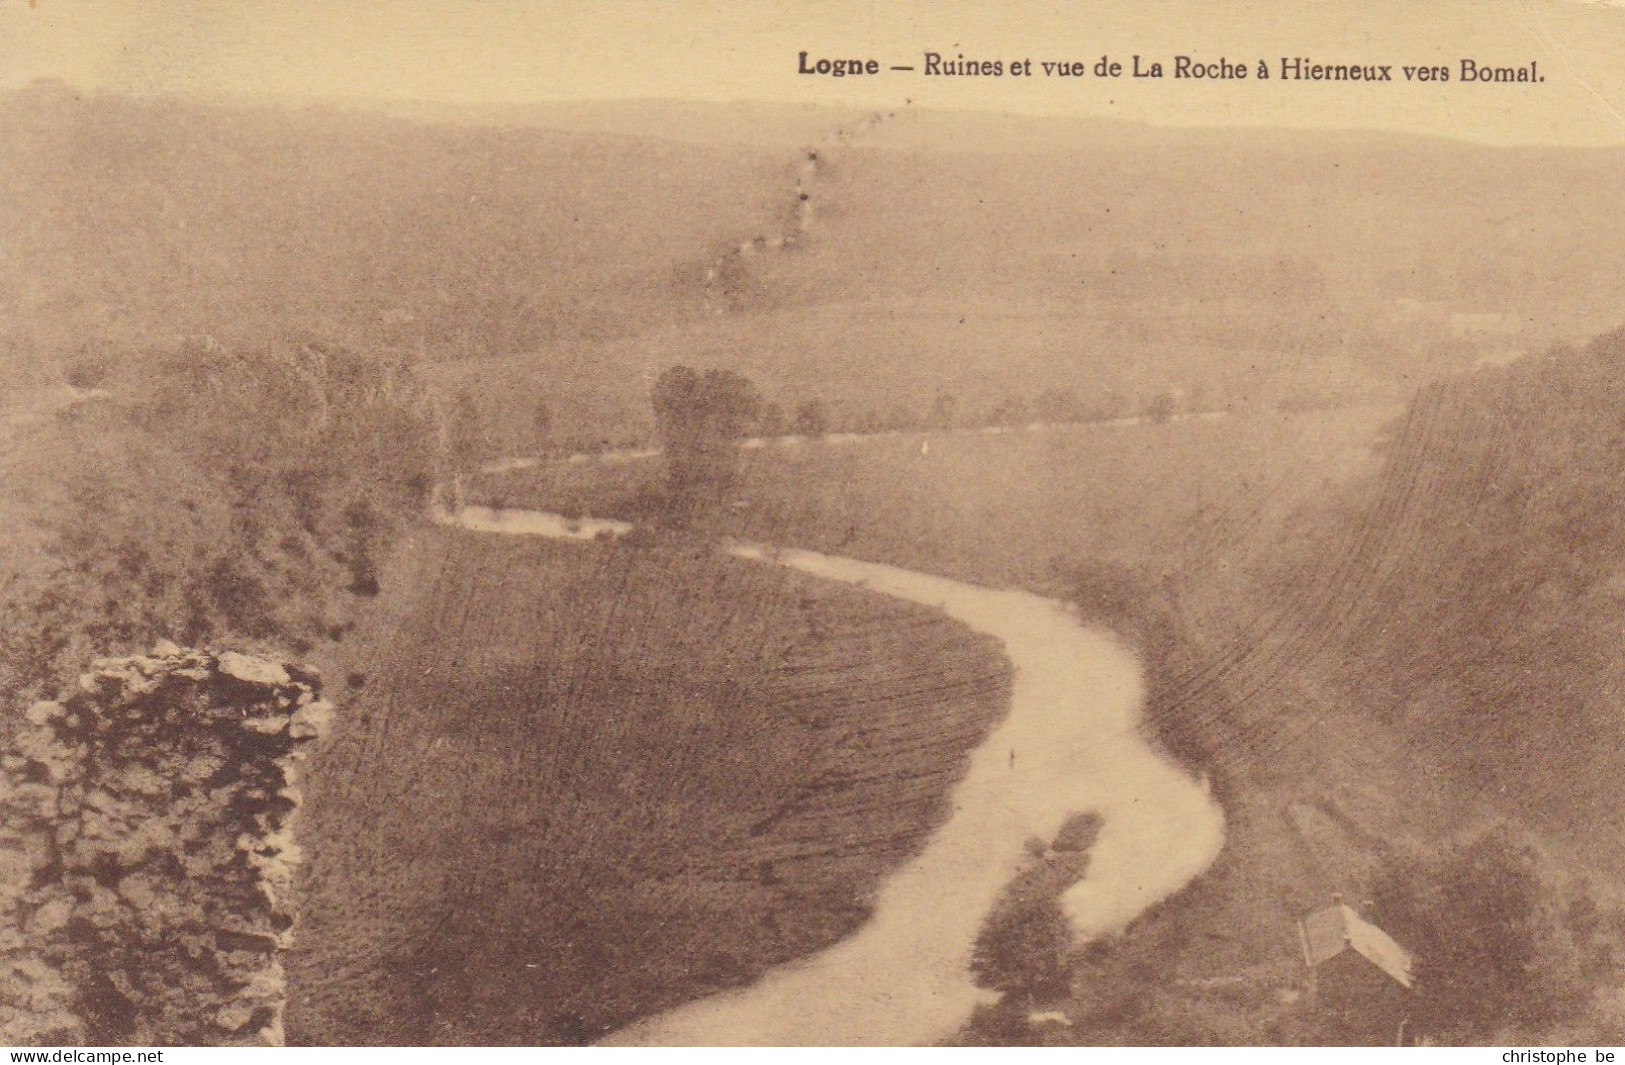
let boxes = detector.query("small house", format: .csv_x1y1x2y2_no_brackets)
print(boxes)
1298,895,1417,1045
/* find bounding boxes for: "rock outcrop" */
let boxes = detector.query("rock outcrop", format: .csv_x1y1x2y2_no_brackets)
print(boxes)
0,644,332,1045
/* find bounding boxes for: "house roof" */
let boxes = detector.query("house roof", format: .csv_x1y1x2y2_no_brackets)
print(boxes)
1299,903,1415,989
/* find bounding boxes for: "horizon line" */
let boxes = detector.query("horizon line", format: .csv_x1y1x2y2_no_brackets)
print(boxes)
9,77,1624,150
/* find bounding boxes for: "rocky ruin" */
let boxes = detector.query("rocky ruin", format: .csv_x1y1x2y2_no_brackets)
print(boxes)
0,644,332,1045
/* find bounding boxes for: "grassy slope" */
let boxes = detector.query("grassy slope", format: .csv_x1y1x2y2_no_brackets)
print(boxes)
288,525,1009,1045
0,386,91,570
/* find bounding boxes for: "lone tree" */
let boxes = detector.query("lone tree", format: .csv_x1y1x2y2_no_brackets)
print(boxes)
1143,390,1178,426
1369,826,1595,1042
1035,388,1083,425
650,365,762,521
532,397,553,456
754,399,787,439
792,397,830,438
989,394,1030,428
446,388,488,502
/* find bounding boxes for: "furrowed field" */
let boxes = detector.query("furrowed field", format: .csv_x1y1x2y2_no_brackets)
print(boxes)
288,527,1009,1045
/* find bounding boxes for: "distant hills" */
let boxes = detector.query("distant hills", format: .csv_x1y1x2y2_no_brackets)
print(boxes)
4,80,1622,441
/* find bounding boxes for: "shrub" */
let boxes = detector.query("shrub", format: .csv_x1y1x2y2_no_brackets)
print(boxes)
63,351,115,390
1370,825,1599,1042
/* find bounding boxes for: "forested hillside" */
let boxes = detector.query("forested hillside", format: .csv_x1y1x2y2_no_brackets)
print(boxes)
1038,327,1625,1045
0,340,433,701
1276,327,1625,860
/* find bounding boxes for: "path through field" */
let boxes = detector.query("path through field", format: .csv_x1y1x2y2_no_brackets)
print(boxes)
433,502,1226,1046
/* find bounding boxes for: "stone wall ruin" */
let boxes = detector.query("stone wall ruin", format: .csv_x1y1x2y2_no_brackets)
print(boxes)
0,644,331,1045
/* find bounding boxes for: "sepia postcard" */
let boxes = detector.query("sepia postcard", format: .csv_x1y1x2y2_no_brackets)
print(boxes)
1,0,1624,1050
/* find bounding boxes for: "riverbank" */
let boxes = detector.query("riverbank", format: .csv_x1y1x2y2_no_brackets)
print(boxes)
466,405,1395,592
950,551,1465,1045
606,544,1223,1046
477,410,1232,477
399,501,1226,1045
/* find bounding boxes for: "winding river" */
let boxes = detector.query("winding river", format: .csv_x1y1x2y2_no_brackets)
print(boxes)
432,502,1226,1046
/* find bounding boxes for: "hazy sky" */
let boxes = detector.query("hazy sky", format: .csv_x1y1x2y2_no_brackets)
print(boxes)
3,0,1622,145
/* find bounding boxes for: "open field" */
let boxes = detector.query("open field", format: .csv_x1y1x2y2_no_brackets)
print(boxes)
434,301,1402,457
288,526,1009,1044
472,404,1397,592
